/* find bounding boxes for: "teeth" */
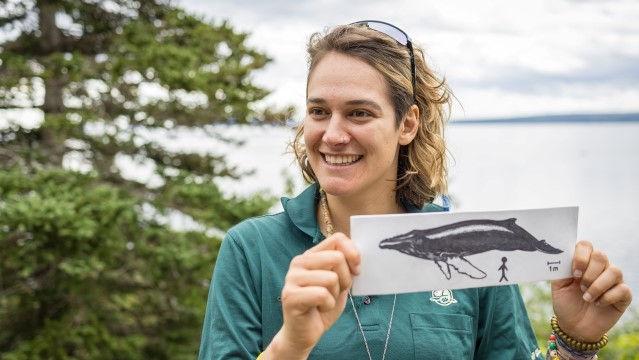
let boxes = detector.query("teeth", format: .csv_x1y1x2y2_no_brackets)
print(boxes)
325,154,361,165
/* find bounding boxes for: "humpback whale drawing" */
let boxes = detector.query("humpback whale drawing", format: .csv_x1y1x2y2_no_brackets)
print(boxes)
379,218,563,280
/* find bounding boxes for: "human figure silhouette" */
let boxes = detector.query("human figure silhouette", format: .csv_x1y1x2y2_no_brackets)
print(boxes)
499,257,509,282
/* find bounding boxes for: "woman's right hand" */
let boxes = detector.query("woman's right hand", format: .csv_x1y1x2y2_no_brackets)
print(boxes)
263,232,361,360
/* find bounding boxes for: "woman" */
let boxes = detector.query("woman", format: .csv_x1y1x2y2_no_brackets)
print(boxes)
199,21,633,359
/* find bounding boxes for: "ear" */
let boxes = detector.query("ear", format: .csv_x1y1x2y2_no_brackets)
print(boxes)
398,104,419,145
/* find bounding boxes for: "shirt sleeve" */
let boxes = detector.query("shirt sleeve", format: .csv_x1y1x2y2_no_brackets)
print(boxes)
474,285,544,360
198,231,263,360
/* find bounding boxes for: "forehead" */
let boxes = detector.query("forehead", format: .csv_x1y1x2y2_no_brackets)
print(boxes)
307,52,391,104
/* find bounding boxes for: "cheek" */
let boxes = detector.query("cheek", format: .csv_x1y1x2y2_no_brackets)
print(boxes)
378,136,401,164
371,129,399,150
302,128,315,148
303,122,323,146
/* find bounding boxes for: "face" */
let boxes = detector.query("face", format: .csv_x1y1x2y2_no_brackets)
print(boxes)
304,52,417,200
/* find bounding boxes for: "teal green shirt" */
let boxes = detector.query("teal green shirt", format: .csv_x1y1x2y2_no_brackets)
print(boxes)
199,184,543,359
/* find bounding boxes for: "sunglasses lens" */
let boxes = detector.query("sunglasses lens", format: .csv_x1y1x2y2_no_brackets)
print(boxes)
353,21,409,46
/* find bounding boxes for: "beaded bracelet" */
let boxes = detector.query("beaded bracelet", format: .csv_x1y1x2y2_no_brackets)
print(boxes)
551,315,608,351
547,333,560,360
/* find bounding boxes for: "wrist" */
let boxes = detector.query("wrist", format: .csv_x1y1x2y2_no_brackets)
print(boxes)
549,315,608,357
551,313,607,343
549,333,599,360
261,330,313,360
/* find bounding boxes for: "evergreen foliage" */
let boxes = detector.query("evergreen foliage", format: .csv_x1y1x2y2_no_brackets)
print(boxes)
0,0,279,357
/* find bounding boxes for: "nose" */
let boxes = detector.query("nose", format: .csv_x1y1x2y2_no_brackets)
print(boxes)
322,116,350,146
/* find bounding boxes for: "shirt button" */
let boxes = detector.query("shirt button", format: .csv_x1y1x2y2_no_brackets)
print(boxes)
363,296,371,305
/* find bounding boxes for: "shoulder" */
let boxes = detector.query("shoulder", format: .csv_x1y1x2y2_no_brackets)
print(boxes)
225,211,295,246
404,198,447,213
423,203,446,212
230,211,290,234
223,210,311,259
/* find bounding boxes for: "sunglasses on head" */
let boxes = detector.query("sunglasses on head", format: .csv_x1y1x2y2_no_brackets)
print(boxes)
351,20,417,102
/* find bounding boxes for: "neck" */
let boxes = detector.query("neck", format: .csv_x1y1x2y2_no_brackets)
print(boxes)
319,188,404,238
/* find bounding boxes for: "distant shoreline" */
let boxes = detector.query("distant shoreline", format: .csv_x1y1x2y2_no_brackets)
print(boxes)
450,113,639,125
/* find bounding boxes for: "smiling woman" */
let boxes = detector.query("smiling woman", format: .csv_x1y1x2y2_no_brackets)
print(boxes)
302,52,417,208
198,20,633,360
294,23,450,211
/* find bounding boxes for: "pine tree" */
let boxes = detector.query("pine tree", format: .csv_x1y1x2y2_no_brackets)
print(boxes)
0,1,279,358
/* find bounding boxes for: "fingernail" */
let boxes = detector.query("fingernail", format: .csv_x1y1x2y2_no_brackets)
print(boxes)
580,284,588,293
573,270,583,278
583,292,592,302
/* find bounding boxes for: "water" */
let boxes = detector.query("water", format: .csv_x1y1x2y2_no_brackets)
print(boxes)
446,122,639,298
218,122,639,296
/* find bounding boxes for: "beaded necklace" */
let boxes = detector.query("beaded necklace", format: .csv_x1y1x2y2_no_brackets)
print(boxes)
319,189,397,360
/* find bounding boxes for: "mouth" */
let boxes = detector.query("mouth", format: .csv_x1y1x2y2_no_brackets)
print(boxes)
322,153,363,166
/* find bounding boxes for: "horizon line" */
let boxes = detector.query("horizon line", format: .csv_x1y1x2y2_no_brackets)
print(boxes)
450,112,639,125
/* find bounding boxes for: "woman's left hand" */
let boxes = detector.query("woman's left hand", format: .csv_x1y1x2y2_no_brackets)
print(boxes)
551,240,633,342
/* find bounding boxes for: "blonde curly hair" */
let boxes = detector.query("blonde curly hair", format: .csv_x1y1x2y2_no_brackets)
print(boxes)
291,23,452,207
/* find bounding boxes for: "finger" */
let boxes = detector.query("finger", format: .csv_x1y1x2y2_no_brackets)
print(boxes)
595,283,633,312
281,285,337,313
580,250,609,293
289,251,353,291
582,264,622,303
291,251,346,270
572,240,593,278
305,233,361,275
286,269,340,300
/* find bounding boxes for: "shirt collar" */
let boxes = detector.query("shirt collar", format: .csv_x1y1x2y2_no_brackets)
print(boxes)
281,183,323,243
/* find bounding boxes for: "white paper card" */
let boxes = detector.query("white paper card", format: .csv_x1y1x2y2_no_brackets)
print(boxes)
351,207,578,296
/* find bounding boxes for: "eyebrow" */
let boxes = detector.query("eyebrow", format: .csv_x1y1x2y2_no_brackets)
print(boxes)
306,98,383,113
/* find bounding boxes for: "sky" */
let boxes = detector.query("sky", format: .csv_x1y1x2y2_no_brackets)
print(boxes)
178,0,639,120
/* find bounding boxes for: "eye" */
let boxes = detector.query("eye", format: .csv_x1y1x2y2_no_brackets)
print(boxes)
307,107,328,119
351,110,371,118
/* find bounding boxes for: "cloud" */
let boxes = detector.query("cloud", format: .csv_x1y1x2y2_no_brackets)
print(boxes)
177,0,639,119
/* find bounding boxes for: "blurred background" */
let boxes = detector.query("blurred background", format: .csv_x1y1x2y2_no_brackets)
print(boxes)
1,0,637,358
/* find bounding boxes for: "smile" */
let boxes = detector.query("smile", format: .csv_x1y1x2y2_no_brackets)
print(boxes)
323,154,362,166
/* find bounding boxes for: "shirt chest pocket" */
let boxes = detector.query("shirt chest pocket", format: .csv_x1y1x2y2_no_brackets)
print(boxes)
410,313,474,359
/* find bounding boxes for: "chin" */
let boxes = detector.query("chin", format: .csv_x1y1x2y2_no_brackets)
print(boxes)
316,179,359,197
